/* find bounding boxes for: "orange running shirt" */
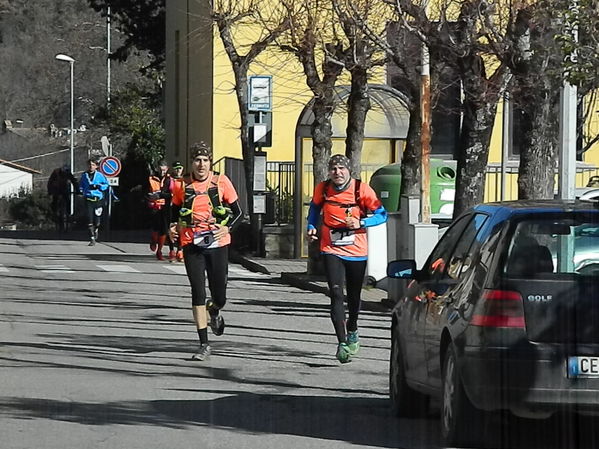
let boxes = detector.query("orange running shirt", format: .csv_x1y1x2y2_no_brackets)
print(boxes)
172,173,239,248
312,179,382,258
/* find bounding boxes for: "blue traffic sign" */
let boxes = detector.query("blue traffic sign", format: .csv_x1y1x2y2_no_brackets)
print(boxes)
99,156,121,177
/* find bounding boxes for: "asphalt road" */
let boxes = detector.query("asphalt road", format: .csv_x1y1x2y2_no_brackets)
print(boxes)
2,235,597,449
0,235,439,449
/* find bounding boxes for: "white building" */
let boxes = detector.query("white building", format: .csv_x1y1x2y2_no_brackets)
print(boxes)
0,158,39,198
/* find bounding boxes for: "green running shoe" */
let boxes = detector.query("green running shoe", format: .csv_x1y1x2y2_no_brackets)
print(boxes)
347,331,360,356
336,343,352,364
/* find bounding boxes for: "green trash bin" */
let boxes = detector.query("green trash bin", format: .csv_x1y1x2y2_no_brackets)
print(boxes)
369,159,457,219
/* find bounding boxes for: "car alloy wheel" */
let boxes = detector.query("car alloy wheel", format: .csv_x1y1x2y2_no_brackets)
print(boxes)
442,347,457,435
441,344,484,447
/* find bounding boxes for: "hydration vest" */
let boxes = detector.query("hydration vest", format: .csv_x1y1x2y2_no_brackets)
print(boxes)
322,179,366,218
178,173,230,227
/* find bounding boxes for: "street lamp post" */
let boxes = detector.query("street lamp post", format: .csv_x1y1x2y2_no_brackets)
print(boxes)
55,54,75,216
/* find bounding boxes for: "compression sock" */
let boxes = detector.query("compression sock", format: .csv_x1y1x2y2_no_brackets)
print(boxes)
197,328,208,345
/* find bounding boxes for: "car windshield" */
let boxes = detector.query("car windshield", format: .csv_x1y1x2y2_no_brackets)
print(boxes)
504,217,599,276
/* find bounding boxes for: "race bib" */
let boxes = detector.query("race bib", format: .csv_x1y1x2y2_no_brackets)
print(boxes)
330,229,356,246
193,230,218,249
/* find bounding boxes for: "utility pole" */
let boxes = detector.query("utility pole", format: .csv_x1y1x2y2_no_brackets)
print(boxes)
501,92,510,201
557,0,578,201
557,1,578,274
107,4,111,112
558,83,577,200
420,43,432,223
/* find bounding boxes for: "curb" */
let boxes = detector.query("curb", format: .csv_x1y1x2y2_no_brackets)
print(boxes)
282,273,391,313
281,272,329,295
229,250,271,275
231,251,392,313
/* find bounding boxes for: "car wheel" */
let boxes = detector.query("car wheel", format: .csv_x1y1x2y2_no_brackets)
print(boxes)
389,323,428,417
441,344,484,447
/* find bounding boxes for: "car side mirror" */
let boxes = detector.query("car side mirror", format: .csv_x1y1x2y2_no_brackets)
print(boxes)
387,259,418,279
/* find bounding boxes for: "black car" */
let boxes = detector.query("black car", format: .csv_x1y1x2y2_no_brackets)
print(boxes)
387,200,599,447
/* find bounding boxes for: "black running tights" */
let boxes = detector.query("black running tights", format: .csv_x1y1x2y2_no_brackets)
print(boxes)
183,244,228,308
322,254,367,343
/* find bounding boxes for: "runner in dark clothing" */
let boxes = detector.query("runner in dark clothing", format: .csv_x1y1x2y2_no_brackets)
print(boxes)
47,165,78,232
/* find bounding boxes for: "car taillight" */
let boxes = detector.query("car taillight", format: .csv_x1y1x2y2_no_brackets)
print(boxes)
471,289,525,328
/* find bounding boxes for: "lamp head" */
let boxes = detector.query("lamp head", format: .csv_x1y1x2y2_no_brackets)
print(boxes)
55,54,75,63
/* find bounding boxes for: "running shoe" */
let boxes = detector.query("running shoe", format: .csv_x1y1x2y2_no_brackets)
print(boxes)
176,250,184,262
191,344,211,361
209,314,225,336
347,331,360,356
336,343,352,364
168,250,176,261
88,238,96,246
206,300,225,336
156,251,164,261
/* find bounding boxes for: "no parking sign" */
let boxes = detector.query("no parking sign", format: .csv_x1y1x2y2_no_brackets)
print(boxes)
99,156,121,177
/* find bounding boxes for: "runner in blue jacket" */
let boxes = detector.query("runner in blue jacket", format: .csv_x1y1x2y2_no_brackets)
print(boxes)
79,158,109,246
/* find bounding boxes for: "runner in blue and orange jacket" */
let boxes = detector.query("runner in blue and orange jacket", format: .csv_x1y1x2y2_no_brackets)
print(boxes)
307,154,387,363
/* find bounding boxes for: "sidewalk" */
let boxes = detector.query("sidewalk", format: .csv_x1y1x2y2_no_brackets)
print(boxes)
230,250,392,313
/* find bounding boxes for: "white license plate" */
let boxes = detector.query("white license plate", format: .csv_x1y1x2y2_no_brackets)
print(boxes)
568,356,599,378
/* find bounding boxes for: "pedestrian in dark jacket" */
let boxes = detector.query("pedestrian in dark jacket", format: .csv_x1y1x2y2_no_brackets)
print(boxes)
47,164,78,232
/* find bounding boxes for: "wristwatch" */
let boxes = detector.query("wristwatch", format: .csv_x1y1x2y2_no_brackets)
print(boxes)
360,219,365,228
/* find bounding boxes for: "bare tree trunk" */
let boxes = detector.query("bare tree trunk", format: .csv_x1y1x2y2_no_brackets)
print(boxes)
508,7,561,200
231,69,256,229
452,54,510,218
345,66,370,178
301,42,344,184
311,96,335,184
400,102,421,200
517,87,560,199
453,97,497,217
213,7,289,252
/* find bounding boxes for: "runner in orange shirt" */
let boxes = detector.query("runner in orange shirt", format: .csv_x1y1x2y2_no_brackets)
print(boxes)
146,160,173,260
170,142,243,361
170,160,185,262
307,154,387,363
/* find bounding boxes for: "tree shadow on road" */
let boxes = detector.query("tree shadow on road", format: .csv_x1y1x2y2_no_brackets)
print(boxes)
0,393,440,448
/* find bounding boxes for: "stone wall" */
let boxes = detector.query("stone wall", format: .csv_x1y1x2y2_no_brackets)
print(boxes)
263,224,294,258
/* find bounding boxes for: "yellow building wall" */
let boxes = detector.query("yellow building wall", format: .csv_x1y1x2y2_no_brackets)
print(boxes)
211,32,312,163
584,96,599,167
211,25,387,164
168,2,599,206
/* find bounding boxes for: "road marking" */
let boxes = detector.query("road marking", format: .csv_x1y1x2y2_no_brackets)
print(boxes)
35,264,75,273
165,265,186,275
97,264,140,273
0,265,8,272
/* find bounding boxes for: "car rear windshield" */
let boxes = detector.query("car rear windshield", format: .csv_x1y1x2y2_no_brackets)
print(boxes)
503,215,599,276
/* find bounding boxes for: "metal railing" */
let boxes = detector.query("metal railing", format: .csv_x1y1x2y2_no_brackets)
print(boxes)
212,157,295,224
266,161,295,224
214,157,599,224
483,164,599,203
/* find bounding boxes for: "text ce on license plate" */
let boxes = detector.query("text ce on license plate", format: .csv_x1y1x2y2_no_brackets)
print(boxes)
568,356,599,378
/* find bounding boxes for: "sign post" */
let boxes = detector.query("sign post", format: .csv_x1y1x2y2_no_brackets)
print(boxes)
99,154,121,232
248,76,273,255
